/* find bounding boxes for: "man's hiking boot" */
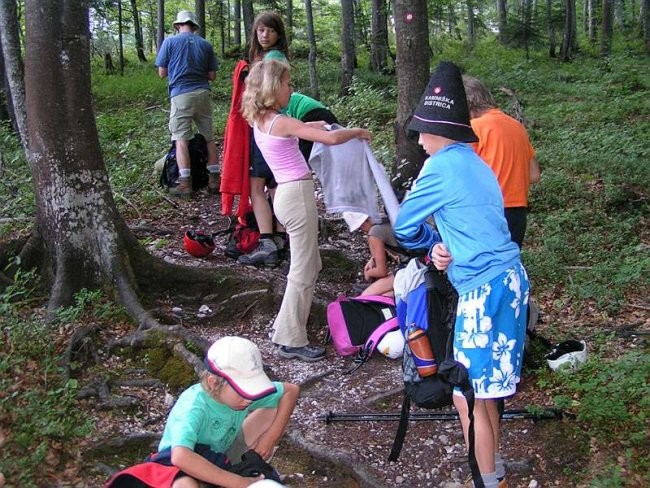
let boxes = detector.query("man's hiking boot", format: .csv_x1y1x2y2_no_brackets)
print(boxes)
170,176,192,199
464,475,507,488
208,172,221,195
278,344,326,362
237,238,278,267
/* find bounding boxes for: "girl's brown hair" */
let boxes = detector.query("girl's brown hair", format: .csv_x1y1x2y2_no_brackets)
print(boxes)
241,59,290,124
462,75,497,116
248,11,289,62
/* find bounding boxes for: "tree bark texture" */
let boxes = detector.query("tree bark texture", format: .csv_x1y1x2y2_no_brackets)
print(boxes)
233,0,241,47
195,0,206,38
304,0,320,99
560,0,577,59
498,0,508,44
242,0,254,47
547,0,558,56
130,0,148,61
340,0,356,97
601,0,614,55
156,0,164,51
0,0,28,152
589,0,598,42
466,0,476,46
642,0,650,52
370,0,390,72
392,0,429,194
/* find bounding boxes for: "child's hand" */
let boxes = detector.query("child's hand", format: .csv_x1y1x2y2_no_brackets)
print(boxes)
356,128,372,141
429,243,452,271
305,120,328,130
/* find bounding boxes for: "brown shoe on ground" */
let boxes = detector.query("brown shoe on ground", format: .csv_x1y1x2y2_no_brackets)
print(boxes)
170,176,192,199
208,172,220,195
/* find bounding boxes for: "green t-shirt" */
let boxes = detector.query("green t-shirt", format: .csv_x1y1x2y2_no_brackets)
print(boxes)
158,381,284,453
263,49,287,62
284,92,326,120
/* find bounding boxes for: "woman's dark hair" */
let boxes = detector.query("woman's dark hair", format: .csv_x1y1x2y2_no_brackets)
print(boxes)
248,11,289,62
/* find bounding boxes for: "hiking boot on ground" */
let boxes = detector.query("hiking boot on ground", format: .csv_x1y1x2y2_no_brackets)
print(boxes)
237,238,278,267
208,172,221,195
272,233,288,260
464,475,507,488
170,176,192,199
278,344,326,362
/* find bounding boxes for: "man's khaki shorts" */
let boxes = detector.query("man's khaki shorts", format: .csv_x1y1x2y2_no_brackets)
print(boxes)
169,89,214,141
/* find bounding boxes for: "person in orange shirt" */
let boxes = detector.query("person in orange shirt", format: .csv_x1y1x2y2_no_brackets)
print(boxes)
463,76,540,248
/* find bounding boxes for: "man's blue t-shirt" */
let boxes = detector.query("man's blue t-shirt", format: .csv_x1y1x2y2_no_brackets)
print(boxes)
155,32,218,98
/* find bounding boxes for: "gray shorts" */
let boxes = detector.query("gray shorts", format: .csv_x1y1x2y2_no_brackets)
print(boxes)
169,89,214,141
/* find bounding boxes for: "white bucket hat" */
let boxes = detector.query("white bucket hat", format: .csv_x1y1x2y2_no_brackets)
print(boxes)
173,10,200,28
204,336,276,400
342,211,369,232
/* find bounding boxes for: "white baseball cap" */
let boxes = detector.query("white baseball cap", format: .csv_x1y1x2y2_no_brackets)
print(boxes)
204,336,276,400
342,211,369,232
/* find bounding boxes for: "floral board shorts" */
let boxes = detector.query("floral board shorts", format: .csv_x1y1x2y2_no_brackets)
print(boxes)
453,262,530,399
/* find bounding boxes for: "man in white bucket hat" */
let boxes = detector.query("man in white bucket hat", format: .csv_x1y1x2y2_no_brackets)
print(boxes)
155,10,221,198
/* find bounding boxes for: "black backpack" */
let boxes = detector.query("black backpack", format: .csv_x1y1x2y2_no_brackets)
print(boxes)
159,133,209,190
389,265,484,487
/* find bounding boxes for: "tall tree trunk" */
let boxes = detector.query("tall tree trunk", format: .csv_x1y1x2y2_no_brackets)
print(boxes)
130,0,148,61
156,0,164,51
145,0,155,53
560,0,576,59
219,0,226,57
233,0,241,47
287,0,294,44
466,0,476,46
614,0,626,30
304,0,320,99
0,0,28,151
118,0,124,74
547,0,558,56
370,0,390,72
340,0,356,97
392,0,429,194
498,0,508,44
242,0,254,47
639,0,650,54
589,0,598,42
601,0,614,55
195,0,206,38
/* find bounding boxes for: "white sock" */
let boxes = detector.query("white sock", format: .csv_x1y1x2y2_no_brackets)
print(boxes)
179,168,191,178
495,453,506,479
207,164,220,174
480,471,499,488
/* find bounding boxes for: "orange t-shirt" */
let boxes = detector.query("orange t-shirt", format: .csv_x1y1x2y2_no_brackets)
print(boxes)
470,108,536,207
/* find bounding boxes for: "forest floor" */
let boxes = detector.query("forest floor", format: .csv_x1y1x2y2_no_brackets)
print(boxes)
69,186,646,488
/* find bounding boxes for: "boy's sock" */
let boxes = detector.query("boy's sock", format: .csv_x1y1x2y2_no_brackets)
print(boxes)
495,453,506,479
179,168,191,178
207,164,220,174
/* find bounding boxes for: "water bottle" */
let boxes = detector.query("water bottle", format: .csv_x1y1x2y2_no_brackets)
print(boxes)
407,325,437,377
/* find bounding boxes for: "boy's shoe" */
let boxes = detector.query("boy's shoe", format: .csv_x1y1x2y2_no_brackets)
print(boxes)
464,476,507,488
278,345,326,362
208,172,221,195
237,238,278,267
170,176,192,199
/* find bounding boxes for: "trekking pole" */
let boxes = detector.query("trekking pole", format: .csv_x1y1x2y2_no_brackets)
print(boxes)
320,408,570,424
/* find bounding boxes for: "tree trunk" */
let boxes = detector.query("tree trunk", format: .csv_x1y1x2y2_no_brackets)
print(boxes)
466,0,476,47
498,0,508,44
130,0,148,61
589,0,598,43
601,0,614,56
547,0,558,56
242,0,254,47
233,0,241,47
156,0,164,51
0,0,28,151
370,0,390,72
340,0,356,97
287,0,294,44
643,0,650,53
560,0,576,59
195,0,206,38
392,0,429,195
118,0,124,74
304,0,320,99
614,0,626,31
